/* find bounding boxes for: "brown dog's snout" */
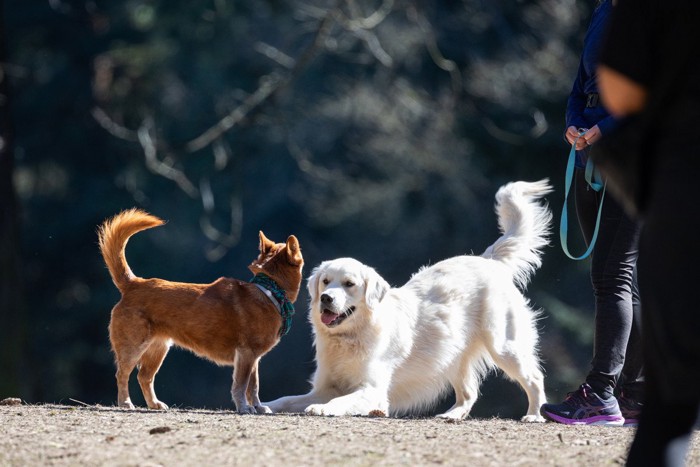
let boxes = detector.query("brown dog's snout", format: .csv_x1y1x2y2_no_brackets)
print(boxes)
321,293,333,305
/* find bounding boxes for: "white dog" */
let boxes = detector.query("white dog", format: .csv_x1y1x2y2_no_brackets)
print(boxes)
266,180,552,422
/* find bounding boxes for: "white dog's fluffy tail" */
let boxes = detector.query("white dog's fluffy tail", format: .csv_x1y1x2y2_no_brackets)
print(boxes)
482,179,553,289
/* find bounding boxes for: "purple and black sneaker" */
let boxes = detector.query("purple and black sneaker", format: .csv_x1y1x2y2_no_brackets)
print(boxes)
540,383,624,426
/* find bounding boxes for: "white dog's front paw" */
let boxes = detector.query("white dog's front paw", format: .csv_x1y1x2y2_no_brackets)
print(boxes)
263,401,282,413
436,411,466,420
305,403,355,417
305,403,336,416
521,414,545,423
436,403,471,420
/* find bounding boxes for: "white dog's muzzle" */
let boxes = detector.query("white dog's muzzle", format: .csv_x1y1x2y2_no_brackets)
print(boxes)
320,293,356,327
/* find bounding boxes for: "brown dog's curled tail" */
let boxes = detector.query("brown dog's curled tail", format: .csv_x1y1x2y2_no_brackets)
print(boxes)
98,208,164,291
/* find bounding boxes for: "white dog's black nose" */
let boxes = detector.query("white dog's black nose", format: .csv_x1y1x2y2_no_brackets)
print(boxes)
321,293,333,305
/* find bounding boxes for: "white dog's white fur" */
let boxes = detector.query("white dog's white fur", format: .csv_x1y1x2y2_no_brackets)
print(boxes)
266,180,552,421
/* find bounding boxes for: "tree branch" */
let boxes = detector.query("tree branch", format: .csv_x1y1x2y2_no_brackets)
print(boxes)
184,73,283,153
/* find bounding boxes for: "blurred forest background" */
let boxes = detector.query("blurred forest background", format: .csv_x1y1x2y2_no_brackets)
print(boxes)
1,0,600,418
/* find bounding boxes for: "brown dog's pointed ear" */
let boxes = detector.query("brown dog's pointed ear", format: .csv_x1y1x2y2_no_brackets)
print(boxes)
286,235,303,265
259,231,275,253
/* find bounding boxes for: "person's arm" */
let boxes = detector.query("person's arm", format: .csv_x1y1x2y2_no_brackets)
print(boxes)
598,65,649,118
565,60,590,131
564,59,591,149
581,115,617,147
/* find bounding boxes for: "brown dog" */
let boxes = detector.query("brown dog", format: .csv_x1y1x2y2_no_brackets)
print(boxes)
97,208,303,413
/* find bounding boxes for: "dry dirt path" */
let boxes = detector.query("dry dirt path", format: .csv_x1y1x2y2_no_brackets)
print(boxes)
1,403,699,466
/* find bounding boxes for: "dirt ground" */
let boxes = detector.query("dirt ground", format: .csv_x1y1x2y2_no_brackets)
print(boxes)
1,402,698,466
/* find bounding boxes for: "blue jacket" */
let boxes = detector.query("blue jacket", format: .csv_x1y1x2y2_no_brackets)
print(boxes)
565,0,617,168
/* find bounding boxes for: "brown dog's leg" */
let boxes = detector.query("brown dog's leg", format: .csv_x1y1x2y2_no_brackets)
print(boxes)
114,364,137,409
109,307,152,409
232,349,257,414
137,339,171,410
246,358,272,414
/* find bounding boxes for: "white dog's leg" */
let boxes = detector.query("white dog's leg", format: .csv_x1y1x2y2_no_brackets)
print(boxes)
265,391,331,414
437,351,484,420
513,364,547,423
520,380,547,423
487,336,547,422
305,361,393,417
305,386,389,417
501,360,547,423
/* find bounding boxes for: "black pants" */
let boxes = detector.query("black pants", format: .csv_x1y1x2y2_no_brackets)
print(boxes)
574,168,643,399
627,152,700,467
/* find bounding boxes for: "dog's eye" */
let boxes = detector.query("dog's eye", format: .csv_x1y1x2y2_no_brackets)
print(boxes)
322,278,329,285
343,281,355,288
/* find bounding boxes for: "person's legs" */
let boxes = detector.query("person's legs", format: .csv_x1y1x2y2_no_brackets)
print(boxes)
618,266,643,397
574,169,641,399
540,169,640,425
616,267,644,425
627,153,700,465
628,243,699,465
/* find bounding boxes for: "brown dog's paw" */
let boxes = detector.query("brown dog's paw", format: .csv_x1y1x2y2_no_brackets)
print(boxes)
368,409,387,418
148,401,169,410
237,405,257,415
119,400,136,410
0,398,22,406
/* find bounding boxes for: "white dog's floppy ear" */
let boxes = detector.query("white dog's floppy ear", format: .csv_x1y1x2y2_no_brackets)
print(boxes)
307,264,323,304
363,265,390,309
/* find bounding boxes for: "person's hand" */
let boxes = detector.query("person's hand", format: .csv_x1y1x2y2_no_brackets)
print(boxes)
582,125,602,146
565,125,602,150
565,126,588,150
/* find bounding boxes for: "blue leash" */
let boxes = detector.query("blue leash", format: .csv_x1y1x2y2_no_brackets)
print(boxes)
560,132,606,260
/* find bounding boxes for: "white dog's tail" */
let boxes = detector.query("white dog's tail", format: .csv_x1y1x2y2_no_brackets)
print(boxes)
482,179,553,289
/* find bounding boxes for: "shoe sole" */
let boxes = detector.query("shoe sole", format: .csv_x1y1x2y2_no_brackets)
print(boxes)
542,411,625,426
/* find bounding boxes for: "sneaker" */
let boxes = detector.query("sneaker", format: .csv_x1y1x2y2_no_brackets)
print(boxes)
540,383,625,426
617,392,643,427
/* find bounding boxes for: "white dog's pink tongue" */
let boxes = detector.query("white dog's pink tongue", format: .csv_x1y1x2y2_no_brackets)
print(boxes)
321,310,339,325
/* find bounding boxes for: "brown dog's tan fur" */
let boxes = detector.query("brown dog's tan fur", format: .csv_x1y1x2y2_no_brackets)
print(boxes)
97,208,303,413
